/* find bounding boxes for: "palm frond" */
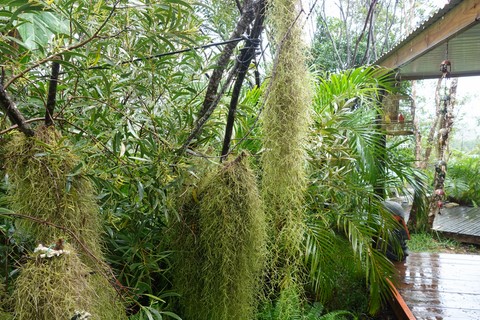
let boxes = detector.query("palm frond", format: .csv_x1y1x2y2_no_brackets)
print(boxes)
305,66,421,314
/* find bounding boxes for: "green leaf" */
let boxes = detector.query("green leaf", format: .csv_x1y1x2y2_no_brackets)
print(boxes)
0,207,15,215
143,293,166,303
68,161,84,177
160,311,182,320
16,11,69,51
137,181,144,202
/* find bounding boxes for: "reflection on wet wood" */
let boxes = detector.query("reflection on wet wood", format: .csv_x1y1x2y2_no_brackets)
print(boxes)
433,206,480,244
395,253,480,320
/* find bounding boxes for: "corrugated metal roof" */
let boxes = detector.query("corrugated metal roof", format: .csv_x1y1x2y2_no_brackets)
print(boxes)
377,0,462,64
397,23,480,79
375,0,480,80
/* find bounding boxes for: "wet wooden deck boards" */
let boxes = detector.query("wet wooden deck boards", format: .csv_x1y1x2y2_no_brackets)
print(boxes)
432,206,480,244
395,253,480,320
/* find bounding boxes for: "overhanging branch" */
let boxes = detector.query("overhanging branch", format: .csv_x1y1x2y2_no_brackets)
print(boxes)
0,84,34,136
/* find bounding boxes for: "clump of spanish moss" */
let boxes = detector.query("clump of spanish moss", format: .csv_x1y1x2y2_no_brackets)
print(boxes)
4,126,126,319
13,243,124,320
88,273,127,319
4,126,102,259
13,244,92,320
172,152,266,320
261,0,312,317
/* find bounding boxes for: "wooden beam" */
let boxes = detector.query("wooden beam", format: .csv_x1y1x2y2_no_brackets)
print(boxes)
386,278,416,320
436,231,480,245
377,0,480,69
400,70,480,81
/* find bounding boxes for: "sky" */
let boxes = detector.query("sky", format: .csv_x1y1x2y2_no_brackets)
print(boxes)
416,77,480,146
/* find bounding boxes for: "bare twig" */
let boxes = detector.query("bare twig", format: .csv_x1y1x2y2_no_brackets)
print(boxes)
318,4,345,68
0,117,52,135
352,0,378,67
422,77,443,168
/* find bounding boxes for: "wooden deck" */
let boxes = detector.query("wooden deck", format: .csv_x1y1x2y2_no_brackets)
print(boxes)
433,206,480,244
394,253,480,320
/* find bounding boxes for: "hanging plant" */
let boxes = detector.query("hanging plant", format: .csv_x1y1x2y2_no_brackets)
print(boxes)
4,126,126,320
4,127,102,257
172,152,266,320
260,0,312,317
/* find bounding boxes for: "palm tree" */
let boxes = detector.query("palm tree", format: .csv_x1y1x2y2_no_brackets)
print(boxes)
304,67,427,314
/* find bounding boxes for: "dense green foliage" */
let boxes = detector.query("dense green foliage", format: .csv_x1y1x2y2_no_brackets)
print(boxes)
304,67,427,313
0,0,444,319
445,152,480,206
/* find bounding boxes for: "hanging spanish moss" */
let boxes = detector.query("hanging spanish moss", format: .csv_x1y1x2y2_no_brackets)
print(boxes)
172,152,266,320
13,244,89,319
12,243,124,320
4,126,126,319
4,127,102,258
261,0,312,317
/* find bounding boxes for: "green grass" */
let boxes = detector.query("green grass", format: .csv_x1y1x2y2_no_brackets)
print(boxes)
408,232,461,253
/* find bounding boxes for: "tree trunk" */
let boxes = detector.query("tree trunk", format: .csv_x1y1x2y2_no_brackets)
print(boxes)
436,78,457,160
0,84,34,137
45,59,61,126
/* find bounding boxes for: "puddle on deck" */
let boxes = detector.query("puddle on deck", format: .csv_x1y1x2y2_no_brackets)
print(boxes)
395,253,480,319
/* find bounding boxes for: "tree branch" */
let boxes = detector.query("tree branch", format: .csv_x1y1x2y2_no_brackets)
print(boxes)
422,77,443,168
318,4,345,69
178,60,239,155
45,58,61,126
351,0,377,67
197,0,257,119
177,0,260,155
0,84,34,136
220,0,266,161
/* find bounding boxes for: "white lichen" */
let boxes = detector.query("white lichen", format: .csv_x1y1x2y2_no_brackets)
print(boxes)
34,244,70,259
